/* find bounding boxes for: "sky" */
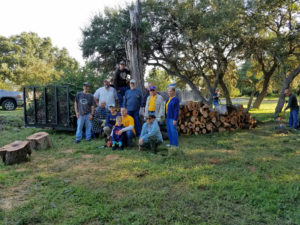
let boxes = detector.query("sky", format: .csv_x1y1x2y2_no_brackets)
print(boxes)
0,0,130,65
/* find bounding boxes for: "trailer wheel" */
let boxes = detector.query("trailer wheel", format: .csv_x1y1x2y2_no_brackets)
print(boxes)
2,99,17,110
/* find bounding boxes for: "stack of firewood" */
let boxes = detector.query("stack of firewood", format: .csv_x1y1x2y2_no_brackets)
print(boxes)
178,101,257,135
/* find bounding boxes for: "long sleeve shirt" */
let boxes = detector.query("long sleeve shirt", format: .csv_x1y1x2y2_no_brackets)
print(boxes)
113,68,130,90
165,96,179,120
140,120,163,143
124,88,143,111
285,94,299,111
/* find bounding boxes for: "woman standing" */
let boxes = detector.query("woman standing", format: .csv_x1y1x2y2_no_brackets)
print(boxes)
165,86,179,147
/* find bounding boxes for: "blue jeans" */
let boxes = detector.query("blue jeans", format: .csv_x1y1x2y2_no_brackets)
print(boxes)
126,130,135,147
128,110,141,136
117,86,129,107
213,100,219,107
166,118,178,146
288,109,299,129
76,114,92,141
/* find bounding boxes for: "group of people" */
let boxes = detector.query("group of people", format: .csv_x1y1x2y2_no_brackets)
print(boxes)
74,61,180,153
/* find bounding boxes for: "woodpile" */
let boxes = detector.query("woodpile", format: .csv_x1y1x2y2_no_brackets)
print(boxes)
0,141,32,165
178,101,257,135
26,132,53,150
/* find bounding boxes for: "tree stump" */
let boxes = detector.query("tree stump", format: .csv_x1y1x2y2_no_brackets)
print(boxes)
26,132,53,150
0,141,31,165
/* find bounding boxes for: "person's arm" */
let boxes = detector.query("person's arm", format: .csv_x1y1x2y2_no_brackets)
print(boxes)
121,125,134,132
89,105,95,120
284,96,292,111
75,94,80,118
173,98,179,125
94,90,100,106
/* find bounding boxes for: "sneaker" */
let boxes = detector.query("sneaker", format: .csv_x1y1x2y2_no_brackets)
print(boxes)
74,140,80,144
166,144,171,147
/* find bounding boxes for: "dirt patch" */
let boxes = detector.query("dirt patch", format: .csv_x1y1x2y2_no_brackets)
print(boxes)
63,149,75,154
0,178,32,211
208,158,221,165
82,154,93,159
218,149,236,154
248,166,257,172
105,154,120,161
68,161,108,172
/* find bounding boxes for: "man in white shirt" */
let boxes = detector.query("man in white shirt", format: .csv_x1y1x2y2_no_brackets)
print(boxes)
94,79,118,109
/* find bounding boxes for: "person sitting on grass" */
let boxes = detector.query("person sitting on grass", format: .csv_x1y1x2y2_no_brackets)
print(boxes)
92,101,109,138
118,107,136,148
111,116,125,150
139,115,163,154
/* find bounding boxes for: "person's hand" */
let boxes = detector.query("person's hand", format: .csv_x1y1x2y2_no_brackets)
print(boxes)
76,112,80,118
173,120,177,126
118,130,123,135
139,138,143,145
89,114,93,120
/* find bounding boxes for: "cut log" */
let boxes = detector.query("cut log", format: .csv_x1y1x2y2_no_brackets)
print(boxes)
26,132,53,150
218,127,226,132
0,141,31,165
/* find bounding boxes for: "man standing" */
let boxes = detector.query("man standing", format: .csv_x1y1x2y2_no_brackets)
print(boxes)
284,89,299,129
118,107,136,147
124,79,143,136
139,115,163,153
74,82,94,144
94,79,118,109
144,86,164,123
213,88,220,107
92,101,109,138
114,61,131,106
103,104,121,138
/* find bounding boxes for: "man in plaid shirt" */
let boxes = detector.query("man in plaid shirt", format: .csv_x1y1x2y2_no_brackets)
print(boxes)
92,101,109,138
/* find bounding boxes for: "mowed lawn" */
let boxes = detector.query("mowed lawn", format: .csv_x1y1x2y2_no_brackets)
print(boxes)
0,101,300,225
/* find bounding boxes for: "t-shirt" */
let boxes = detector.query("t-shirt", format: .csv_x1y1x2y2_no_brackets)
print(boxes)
105,112,121,128
94,87,118,109
286,94,299,110
124,88,143,111
121,115,136,135
75,92,94,116
114,68,130,89
213,93,220,102
148,95,156,111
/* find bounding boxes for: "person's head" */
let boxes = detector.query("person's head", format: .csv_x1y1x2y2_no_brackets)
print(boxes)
168,86,176,97
116,116,122,126
144,82,150,91
149,86,157,96
119,61,125,70
216,88,220,93
130,79,136,89
146,115,156,124
284,89,291,97
120,107,128,116
83,82,90,92
100,101,106,109
104,79,110,88
109,104,116,113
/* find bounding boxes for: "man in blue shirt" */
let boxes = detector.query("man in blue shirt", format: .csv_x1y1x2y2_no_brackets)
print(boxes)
139,115,163,153
124,79,143,136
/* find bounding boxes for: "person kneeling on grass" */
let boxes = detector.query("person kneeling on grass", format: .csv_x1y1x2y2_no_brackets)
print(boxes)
139,115,163,154
111,116,125,150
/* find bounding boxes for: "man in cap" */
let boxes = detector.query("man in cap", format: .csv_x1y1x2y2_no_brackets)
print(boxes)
139,115,163,153
144,86,164,124
74,82,94,143
94,79,118,109
124,79,143,136
114,61,131,106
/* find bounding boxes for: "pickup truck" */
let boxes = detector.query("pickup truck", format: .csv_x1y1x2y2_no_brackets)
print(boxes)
0,89,24,110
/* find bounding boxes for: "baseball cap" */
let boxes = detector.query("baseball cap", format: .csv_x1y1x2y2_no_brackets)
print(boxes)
120,60,125,65
130,79,136,83
109,104,115,108
147,115,156,119
149,86,156,91
83,82,90,86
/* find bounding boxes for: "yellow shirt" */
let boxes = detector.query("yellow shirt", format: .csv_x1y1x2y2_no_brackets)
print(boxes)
166,96,174,114
120,114,136,135
148,95,156,111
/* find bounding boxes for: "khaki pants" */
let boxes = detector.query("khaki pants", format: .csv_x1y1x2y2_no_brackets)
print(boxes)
103,126,112,137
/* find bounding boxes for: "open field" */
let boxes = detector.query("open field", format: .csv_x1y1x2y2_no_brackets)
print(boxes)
0,101,299,225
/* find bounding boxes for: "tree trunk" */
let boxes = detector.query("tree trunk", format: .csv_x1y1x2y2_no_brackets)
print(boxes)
0,141,31,165
219,79,232,105
275,63,300,115
26,132,53,150
127,0,145,93
246,88,256,112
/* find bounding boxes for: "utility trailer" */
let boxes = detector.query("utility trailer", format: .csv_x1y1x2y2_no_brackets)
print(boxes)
23,86,76,131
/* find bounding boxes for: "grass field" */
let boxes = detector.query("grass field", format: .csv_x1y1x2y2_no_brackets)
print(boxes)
0,101,299,225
